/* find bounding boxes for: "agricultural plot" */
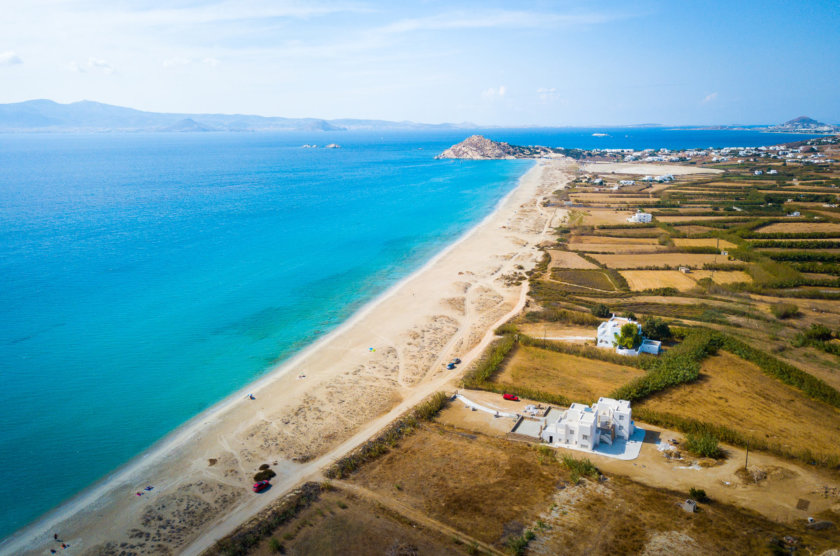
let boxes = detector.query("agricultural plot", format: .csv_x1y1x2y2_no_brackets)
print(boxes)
673,225,717,235
569,243,664,254
635,352,840,463
571,235,659,245
566,209,637,227
619,270,752,291
547,250,599,270
492,345,645,403
672,238,737,249
591,253,737,269
655,215,753,223
755,222,840,235
551,269,617,291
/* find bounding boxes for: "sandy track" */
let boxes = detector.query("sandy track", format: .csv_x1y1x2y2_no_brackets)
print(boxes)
4,159,574,556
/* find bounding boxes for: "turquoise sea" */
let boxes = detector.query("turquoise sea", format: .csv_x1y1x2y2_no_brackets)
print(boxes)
0,127,818,540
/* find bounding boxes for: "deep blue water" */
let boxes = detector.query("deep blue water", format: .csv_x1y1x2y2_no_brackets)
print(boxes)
0,127,818,540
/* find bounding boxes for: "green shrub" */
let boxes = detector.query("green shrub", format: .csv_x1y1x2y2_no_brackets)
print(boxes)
617,322,642,350
254,468,276,481
592,303,611,318
688,487,708,502
642,317,672,341
770,303,799,319
561,455,600,484
507,530,536,555
685,432,722,459
268,537,284,554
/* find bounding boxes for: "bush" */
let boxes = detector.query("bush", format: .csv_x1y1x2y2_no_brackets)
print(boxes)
268,537,284,554
641,317,672,341
591,303,611,318
254,468,277,482
688,487,708,502
507,529,536,555
617,322,642,350
685,432,722,459
561,455,600,484
770,303,799,319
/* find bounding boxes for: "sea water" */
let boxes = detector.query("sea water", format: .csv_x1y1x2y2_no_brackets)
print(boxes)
0,127,817,540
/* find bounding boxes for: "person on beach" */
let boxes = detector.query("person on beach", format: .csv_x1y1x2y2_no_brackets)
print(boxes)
54,533,58,541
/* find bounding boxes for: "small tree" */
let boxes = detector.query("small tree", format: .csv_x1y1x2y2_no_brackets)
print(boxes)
642,317,672,341
616,322,641,350
770,303,799,319
592,303,611,318
685,432,721,459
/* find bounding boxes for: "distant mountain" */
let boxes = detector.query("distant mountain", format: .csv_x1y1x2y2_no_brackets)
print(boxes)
765,116,839,134
0,99,476,133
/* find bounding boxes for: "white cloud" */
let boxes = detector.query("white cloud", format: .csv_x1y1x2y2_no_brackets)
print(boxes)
381,10,626,34
68,57,115,74
0,50,22,65
702,92,718,104
482,85,506,98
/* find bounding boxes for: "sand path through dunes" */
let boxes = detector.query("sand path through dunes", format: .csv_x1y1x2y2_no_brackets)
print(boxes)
5,159,574,556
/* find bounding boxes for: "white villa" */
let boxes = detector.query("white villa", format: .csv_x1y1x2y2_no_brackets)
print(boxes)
540,397,634,450
619,179,635,186
596,315,661,356
627,210,652,224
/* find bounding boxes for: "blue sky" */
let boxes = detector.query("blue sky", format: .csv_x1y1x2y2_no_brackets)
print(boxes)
1,0,838,125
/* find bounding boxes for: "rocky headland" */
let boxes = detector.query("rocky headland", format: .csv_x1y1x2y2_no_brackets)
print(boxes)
436,134,557,160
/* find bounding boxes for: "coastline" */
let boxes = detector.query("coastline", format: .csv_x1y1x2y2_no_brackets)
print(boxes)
3,157,572,556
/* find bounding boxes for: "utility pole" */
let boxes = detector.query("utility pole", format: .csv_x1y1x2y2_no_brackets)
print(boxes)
745,441,749,470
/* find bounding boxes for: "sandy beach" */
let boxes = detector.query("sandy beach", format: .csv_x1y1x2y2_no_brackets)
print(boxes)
3,158,573,556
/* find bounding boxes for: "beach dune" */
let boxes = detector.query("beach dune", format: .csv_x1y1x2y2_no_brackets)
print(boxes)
2,159,573,556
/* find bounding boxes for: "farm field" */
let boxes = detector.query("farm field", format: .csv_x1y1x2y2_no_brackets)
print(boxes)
635,352,840,463
755,222,840,234
567,209,636,226
569,243,664,254
619,270,751,291
547,249,599,270
673,225,717,234
551,269,617,291
591,252,737,269
655,215,753,223
672,238,737,249
492,344,645,403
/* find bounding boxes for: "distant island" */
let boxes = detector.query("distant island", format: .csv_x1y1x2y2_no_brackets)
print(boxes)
764,116,840,134
0,99,477,133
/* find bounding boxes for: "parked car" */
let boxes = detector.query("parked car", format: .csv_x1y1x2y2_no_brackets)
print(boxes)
503,394,519,401
252,480,270,493
452,358,462,364
446,363,456,370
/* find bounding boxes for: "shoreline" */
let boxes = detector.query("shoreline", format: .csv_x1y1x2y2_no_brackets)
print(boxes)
3,157,570,555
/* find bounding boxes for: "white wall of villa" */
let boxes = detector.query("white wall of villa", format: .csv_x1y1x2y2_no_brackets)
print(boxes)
626,210,652,223
540,397,634,449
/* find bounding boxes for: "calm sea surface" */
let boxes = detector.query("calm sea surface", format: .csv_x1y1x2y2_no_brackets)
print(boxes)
0,127,817,539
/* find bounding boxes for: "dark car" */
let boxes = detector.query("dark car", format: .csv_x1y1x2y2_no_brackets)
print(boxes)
252,480,270,493
446,363,456,370
503,394,520,401
451,358,462,365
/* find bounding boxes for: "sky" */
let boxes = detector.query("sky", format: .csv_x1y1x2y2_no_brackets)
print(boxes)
0,0,838,126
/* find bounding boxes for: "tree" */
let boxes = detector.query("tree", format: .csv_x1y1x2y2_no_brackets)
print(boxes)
616,322,641,350
591,303,611,318
642,317,672,341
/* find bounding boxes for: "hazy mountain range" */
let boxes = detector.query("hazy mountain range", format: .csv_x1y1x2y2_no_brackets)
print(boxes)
0,100,477,133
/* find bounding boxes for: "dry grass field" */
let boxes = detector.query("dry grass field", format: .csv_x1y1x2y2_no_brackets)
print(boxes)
591,253,737,269
569,195,654,204
673,225,716,234
349,425,565,547
547,249,599,270
571,235,659,245
636,352,840,462
567,208,636,226
493,345,644,403
570,243,665,254
620,270,752,291
655,215,753,223
250,489,461,556
672,238,737,249
755,222,840,234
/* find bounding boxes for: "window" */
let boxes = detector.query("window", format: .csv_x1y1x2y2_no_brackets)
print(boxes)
582,434,588,440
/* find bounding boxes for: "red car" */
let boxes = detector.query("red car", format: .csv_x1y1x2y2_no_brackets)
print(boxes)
503,394,519,401
252,480,270,493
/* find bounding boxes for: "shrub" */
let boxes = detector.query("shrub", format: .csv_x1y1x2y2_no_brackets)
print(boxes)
507,530,536,556
688,487,708,502
254,468,276,481
259,463,270,471
617,322,641,350
268,537,284,554
561,455,600,484
591,303,611,318
641,317,672,341
685,432,722,459
770,303,799,319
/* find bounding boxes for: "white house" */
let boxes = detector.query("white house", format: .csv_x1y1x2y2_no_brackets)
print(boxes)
627,210,652,224
788,211,801,217
754,170,764,175
619,179,635,186
592,178,604,185
768,169,779,175
655,174,674,182
540,397,634,449
596,315,661,356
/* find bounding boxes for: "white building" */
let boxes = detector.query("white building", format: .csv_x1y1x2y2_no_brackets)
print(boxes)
754,170,764,175
540,397,634,449
619,179,635,186
596,315,661,356
768,169,779,175
627,210,652,224
655,174,674,182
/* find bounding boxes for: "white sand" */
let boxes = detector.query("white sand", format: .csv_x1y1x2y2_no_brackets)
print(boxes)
3,159,574,556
